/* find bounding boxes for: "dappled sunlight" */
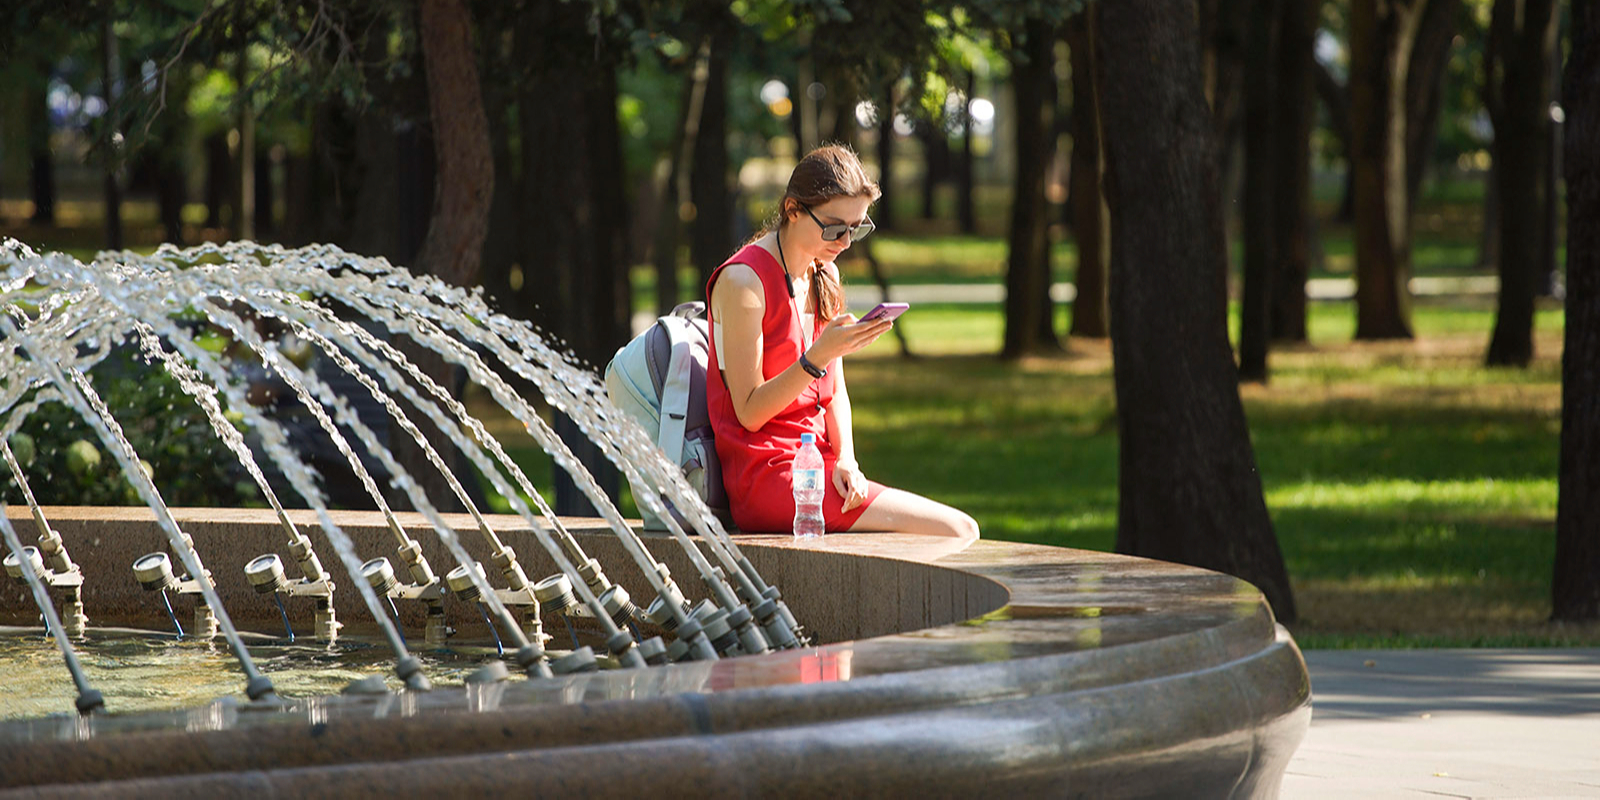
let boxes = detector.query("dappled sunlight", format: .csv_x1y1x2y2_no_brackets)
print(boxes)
1268,478,1556,516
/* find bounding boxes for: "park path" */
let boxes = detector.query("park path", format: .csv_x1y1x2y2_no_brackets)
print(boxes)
842,274,1499,306
633,275,1498,333
1285,648,1600,798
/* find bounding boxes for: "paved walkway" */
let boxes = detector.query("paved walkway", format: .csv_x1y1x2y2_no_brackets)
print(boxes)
634,275,1498,333
842,275,1498,306
1286,649,1600,798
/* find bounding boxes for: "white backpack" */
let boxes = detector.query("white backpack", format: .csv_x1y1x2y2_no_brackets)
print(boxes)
604,301,729,530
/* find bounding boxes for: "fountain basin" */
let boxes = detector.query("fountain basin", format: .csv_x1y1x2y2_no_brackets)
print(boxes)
0,507,1310,797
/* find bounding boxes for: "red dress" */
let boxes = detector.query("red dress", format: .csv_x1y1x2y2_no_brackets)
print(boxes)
706,244,885,533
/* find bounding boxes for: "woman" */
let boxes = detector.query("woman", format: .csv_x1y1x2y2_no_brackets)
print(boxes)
705,144,979,544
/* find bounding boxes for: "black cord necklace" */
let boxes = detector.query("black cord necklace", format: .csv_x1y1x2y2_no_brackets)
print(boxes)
777,226,796,298
775,226,814,352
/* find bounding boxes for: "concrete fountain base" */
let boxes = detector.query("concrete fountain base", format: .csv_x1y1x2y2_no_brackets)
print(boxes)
0,507,1309,798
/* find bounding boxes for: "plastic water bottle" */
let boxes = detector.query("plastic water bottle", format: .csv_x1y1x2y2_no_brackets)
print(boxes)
792,433,825,540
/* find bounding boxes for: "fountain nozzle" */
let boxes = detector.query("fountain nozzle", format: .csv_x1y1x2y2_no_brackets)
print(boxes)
245,554,291,594
3,546,44,585
132,552,180,593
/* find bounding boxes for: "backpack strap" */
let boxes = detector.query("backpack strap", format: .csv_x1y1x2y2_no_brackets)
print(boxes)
657,315,699,465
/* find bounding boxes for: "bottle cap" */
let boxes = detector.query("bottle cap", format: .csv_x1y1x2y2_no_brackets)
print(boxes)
800,433,815,444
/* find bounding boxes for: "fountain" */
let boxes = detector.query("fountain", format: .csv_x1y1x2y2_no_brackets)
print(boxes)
0,240,1310,796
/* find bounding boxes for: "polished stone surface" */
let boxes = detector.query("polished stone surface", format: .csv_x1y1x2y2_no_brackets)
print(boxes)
0,508,1311,797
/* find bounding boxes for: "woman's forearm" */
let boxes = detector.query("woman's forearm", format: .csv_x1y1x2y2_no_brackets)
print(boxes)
734,359,819,431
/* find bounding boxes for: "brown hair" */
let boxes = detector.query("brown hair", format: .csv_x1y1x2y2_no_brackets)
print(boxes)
760,144,881,321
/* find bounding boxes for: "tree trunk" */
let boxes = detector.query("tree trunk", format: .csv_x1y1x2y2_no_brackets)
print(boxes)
393,0,495,515
1094,0,1297,623
515,1,622,514
1002,18,1063,359
1269,0,1316,343
27,82,55,225
1485,0,1558,367
204,132,229,229
235,54,255,242
1539,33,1564,298
654,52,706,317
479,73,521,312
157,156,186,245
1239,0,1280,382
1554,0,1600,621
1202,0,1249,188
254,151,274,238
689,30,732,287
918,121,949,220
1067,7,1109,339
1478,161,1501,269
876,79,896,232
414,0,492,288
1405,0,1463,210
1312,58,1357,225
101,19,122,251
1349,0,1422,340
957,69,977,235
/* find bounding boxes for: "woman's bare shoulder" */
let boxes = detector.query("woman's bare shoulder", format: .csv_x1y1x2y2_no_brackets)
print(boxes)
711,262,765,313
717,262,762,290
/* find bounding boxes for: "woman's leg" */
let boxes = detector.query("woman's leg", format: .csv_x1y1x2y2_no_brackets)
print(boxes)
846,487,980,543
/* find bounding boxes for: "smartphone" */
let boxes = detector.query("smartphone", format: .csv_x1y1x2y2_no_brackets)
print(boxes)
858,302,909,323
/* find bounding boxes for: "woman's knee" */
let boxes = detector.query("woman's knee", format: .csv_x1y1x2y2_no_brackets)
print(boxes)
948,510,980,543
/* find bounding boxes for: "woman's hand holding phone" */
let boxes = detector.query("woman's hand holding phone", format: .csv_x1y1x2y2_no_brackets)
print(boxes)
809,312,894,364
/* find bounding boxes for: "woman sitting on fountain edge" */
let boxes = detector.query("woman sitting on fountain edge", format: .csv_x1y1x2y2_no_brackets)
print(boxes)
704,144,979,544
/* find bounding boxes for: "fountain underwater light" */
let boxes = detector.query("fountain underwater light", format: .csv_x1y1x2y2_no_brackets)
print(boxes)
0,238,808,716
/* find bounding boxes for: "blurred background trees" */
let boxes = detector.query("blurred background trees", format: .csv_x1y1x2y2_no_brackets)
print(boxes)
0,0,1592,623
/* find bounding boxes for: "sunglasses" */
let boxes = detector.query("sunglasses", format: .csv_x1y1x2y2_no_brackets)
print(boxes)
802,204,875,243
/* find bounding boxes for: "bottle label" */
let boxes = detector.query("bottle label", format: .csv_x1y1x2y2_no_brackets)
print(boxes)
793,468,822,492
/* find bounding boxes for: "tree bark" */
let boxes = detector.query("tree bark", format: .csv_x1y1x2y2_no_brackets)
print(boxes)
689,29,732,287
1540,33,1564,298
1554,0,1600,621
1239,0,1280,382
157,156,186,245
1405,0,1463,210
1349,0,1422,340
1478,161,1501,269
1066,7,1109,339
235,54,255,242
515,0,623,514
1269,0,1316,343
1485,0,1558,367
479,64,521,312
1094,0,1297,623
203,132,229,229
254,151,274,238
876,79,896,232
918,120,949,220
101,19,122,251
414,0,491,288
1202,0,1249,191
1002,18,1063,359
27,81,55,225
957,69,977,235
391,0,495,514
1312,57,1358,224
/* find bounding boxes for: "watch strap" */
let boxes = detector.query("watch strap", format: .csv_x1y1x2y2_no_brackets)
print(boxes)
798,351,827,379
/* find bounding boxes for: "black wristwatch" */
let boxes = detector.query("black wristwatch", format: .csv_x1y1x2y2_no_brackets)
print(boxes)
798,351,828,379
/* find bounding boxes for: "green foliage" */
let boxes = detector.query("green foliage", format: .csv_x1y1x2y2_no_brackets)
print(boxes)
2,348,259,508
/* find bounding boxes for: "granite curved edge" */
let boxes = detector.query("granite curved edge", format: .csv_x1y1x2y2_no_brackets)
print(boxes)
0,508,1311,798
